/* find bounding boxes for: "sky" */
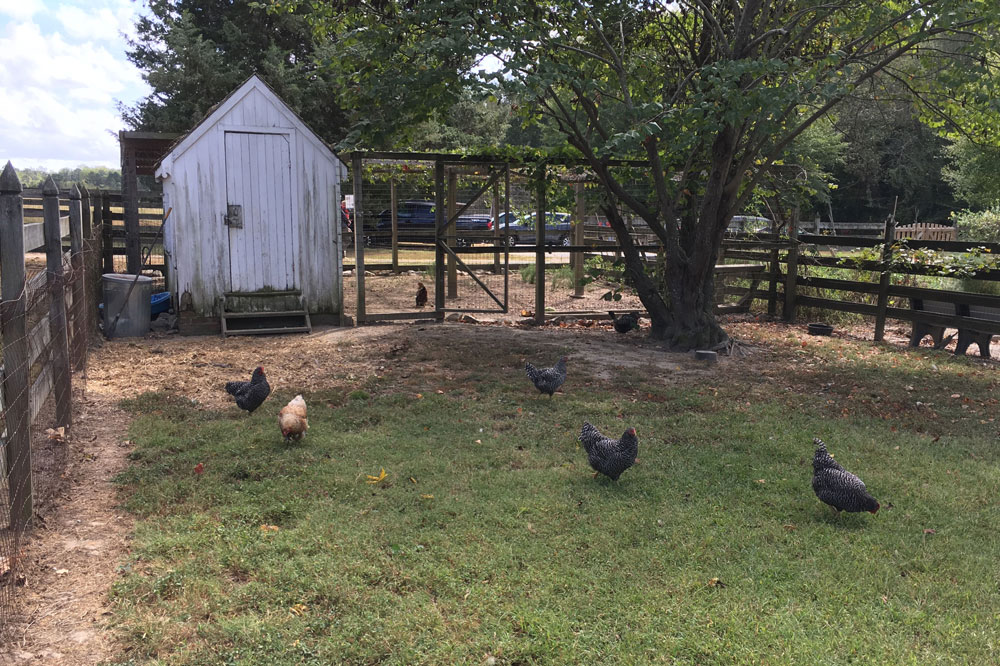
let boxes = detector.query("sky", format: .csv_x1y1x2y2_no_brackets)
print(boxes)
0,0,151,171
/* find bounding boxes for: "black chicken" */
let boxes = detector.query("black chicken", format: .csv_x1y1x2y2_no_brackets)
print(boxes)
609,311,640,334
416,282,428,308
525,356,567,397
224,366,271,414
811,437,880,514
579,422,639,481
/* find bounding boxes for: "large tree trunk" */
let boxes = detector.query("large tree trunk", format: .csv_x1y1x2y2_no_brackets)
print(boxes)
601,203,728,351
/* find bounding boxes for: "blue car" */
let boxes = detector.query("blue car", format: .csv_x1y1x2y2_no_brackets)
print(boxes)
492,211,574,246
368,200,491,246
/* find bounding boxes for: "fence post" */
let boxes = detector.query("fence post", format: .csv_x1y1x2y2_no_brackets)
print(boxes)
80,184,92,238
572,182,585,299
91,190,105,334
492,178,501,274
534,166,546,326
0,162,33,529
446,169,458,299
390,177,399,274
101,193,114,274
351,154,366,323
42,177,72,428
68,186,86,371
873,216,897,342
782,213,798,322
767,219,781,316
122,143,142,273
434,160,446,315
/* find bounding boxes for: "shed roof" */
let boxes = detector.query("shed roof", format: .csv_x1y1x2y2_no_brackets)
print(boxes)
155,74,343,180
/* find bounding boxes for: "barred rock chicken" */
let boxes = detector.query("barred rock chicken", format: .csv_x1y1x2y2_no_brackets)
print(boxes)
224,366,271,414
811,437,880,514
416,282,428,308
278,394,308,443
610,311,640,334
579,422,639,481
525,355,568,397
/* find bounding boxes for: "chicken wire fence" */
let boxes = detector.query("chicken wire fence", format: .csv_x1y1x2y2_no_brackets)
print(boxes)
343,154,679,324
0,169,101,636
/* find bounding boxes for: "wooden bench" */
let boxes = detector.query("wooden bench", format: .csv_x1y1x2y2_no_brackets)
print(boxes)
909,298,999,358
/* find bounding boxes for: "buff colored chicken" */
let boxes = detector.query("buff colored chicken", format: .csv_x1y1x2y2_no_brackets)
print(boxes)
278,395,309,443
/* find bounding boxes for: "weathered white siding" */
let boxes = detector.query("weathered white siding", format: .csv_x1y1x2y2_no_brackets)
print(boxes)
158,76,345,318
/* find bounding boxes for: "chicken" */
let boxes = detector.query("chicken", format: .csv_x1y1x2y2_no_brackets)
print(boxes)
416,282,428,308
579,422,639,481
811,437,879,514
224,366,271,414
610,311,640,334
525,355,567,397
279,394,309,443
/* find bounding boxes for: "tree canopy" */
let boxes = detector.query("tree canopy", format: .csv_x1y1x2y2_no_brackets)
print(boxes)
122,0,349,142
270,0,1000,348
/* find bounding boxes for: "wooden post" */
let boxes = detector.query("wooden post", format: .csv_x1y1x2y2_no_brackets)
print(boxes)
572,182,585,298
80,184,92,238
352,154,365,323
43,177,72,428
767,219,780,316
68,186,86,371
782,211,799,322
91,190,105,333
434,160,446,314
446,169,457,299
492,178,501,274
874,215,897,342
121,138,142,273
535,166,546,325
390,177,399,273
101,193,114,273
0,162,33,529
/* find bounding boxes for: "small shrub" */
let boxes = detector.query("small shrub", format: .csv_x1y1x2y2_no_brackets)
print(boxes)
519,264,535,284
953,206,1000,243
550,266,576,290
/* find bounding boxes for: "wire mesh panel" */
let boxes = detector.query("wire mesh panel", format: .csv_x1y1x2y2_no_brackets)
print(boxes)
0,170,98,635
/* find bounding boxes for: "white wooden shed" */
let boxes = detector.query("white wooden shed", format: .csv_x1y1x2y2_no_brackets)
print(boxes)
155,75,346,334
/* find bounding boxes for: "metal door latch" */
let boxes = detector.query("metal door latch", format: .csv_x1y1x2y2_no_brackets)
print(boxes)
225,204,243,228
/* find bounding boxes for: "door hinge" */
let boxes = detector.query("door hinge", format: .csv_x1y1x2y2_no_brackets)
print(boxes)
225,204,243,228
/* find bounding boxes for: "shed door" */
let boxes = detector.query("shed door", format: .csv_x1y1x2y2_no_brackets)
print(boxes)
224,131,297,292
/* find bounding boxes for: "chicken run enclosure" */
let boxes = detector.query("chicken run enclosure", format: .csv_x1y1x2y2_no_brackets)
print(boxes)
342,152,764,325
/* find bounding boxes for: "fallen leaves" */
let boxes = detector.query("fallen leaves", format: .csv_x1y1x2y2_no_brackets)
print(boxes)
366,468,388,484
193,462,204,476
707,578,727,588
260,525,280,532
45,427,66,442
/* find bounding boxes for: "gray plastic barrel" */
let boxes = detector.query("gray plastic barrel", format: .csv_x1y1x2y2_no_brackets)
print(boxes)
103,273,153,338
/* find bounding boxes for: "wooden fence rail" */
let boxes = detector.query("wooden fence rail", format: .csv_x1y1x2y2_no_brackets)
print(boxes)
722,223,1000,351
0,163,104,632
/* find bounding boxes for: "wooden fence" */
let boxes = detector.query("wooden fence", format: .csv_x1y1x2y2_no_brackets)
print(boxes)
0,163,104,631
721,218,1000,349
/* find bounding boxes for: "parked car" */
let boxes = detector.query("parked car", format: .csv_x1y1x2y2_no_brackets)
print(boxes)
727,215,772,233
368,200,491,246
491,211,574,246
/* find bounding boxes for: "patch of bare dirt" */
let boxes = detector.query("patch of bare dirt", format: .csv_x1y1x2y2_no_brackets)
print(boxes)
4,391,132,665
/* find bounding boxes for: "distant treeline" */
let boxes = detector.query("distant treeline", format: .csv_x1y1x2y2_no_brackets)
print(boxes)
16,166,122,190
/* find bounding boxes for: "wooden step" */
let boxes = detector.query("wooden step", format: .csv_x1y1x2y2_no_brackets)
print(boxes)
222,310,308,319
223,325,312,336
224,290,302,298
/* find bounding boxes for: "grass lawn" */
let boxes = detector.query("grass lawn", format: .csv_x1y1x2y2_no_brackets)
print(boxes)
107,323,1000,665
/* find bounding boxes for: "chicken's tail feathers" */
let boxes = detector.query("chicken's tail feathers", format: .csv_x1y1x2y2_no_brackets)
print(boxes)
224,381,241,396
813,437,827,450
525,362,537,378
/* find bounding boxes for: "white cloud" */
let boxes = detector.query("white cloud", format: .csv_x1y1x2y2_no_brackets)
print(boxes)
0,2,150,170
0,0,43,21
